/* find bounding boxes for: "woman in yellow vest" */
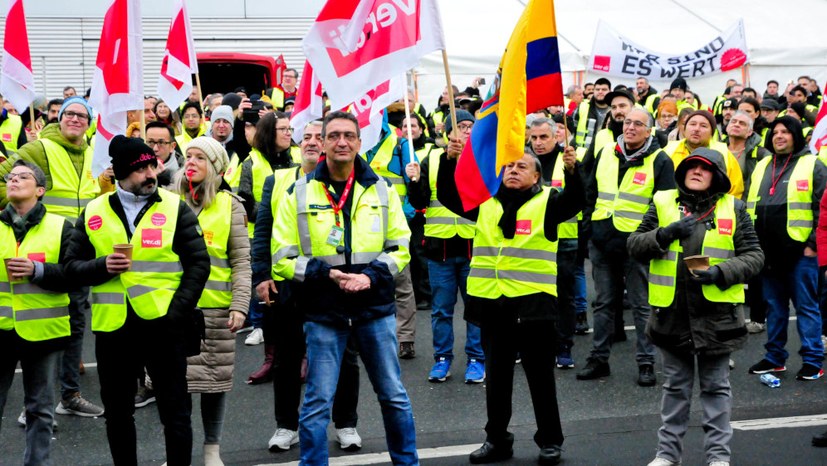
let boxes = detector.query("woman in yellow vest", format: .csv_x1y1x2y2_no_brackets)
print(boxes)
0,160,74,465
628,148,764,466
174,137,251,466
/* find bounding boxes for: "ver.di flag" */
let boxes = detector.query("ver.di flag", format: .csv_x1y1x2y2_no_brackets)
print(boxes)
157,0,198,108
303,0,444,110
89,0,144,177
0,0,36,114
290,61,324,144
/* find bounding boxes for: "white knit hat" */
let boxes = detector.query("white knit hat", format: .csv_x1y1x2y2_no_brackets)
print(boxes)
186,136,230,175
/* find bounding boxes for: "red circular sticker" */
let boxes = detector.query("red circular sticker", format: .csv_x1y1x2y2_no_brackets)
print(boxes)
151,213,167,226
720,48,747,72
88,215,103,231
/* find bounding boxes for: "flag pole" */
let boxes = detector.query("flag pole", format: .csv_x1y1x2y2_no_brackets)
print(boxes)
140,106,146,140
194,72,205,127
28,106,36,132
402,73,418,181
441,49,459,141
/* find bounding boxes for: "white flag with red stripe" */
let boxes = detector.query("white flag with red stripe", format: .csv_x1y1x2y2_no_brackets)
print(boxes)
0,0,36,113
350,75,406,152
157,0,198,108
303,0,444,110
290,61,324,144
89,0,144,177
810,101,827,157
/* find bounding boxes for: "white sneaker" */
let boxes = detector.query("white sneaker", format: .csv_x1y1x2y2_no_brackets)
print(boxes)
708,462,729,466
822,335,827,354
268,428,298,451
17,409,58,429
245,328,264,346
647,458,681,466
746,321,765,334
336,427,362,451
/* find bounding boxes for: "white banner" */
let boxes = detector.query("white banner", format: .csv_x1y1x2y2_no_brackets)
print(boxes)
588,19,748,80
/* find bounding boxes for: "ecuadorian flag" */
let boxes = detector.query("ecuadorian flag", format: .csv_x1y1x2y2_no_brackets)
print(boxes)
455,0,564,210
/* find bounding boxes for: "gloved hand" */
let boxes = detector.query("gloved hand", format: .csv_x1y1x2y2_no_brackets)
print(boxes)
660,215,698,242
690,265,720,285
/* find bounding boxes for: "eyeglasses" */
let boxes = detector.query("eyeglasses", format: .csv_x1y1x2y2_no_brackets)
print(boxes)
623,119,648,128
325,132,358,142
276,126,294,134
4,172,35,182
146,140,172,147
457,123,474,132
63,110,89,121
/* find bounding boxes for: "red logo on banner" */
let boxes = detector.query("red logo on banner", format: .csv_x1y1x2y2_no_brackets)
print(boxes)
88,215,103,231
718,219,733,236
27,252,45,263
515,220,532,235
151,213,167,226
593,55,611,72
633,172,647,186
551,179,563,188
720,48,747,72
141,228,162,248
797,180,809,192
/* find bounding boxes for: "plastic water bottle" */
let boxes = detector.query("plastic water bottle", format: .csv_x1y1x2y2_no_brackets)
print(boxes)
760,373,781,388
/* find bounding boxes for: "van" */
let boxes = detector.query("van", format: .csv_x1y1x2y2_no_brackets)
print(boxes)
196,52,278,98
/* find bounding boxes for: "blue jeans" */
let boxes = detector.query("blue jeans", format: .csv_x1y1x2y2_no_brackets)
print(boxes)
574,253,587,315
300,315,418,465
762,255,824,367
247,296,264,328
429,257,483,361
0,334,60,466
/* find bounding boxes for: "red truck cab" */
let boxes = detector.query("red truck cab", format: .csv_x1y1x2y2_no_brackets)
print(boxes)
196,52,278,97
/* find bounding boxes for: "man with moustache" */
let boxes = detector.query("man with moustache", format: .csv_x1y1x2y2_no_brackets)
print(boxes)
65,135,209,465
573,78,611,150
636,77,661,115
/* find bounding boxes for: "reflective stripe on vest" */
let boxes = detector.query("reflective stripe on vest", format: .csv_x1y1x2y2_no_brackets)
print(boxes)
746,154,815,242
424,146,475,239
364,132,407,199
0,114,23,152
549,154,580,239
593,143,656,232
574,101,595,148
196,191,234,308
269,167,304,282
40,139,100,222
0,213,70,341
649,190,744,307
85,189,182,332
248,148,276,237
467,187,558,299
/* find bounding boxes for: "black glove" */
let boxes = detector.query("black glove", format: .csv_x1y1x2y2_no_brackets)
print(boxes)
690,265,720,285
660,215,697,242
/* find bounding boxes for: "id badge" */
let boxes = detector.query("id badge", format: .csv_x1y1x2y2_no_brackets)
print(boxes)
327,225,344,247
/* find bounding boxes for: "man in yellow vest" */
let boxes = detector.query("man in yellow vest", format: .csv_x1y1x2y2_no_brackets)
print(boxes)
271,111,416,465
746,116,827,381
407,114,483,383
579,108,675,386
251,120,362,452
0,94,26,154
636,77,661,116
573,77,611,149
176,101,207,153
65,135,210,465
628,147,763,466
0,95,105,418
663,110,745,198
266,68,299,111
435,144,584,465
0,160,75,465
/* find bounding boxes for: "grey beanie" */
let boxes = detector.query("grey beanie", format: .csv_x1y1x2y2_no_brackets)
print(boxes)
444,109,476,135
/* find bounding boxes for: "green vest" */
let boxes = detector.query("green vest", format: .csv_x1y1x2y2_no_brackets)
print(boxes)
268,166,304,282
40,139,100,223
269,87,285,109
467,187,558,299
0,114,23,153
549,154,580,240
649,190,744,307
248,148,276,237
746,154,816,242
0,213,70,341
593,144,656,232
593,128,615,153
84,189,183,332
364,132,406,199
574,101,595,148
196,191,234,308
643,93,659,115
224,153,242,193
175,123,207,152
423,145,475,239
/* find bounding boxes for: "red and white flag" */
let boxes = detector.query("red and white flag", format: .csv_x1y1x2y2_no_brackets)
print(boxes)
810,101,827,157
157,0,197,108
349,75,406,152
89,0,144,177
0,0,36,113
275,54,287,87
303,0,445,110
290,61,324,144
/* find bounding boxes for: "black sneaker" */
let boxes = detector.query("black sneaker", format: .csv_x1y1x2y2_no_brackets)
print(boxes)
796,364,824,381
574,314,590,335
134,387,156,408
576,359,610,380
469,441,513,464
748,359,786,374
398,342,415,360
637,364,656,387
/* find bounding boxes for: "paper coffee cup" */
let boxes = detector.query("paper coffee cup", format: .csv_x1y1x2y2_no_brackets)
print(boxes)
113,244,133,271
4,258,14,280
683,255,710,276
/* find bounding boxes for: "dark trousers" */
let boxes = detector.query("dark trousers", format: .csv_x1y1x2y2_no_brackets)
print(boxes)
267,301,359,431
746,276,766,324
481,305,564,448
96,312,192,466
59,287,89,399
555,246,577,352
409,212,431,305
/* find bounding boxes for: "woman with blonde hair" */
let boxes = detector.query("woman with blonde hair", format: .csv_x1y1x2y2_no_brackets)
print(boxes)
174,136,251,465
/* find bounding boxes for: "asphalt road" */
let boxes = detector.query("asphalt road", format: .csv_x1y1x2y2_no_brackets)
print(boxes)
3,287,827,465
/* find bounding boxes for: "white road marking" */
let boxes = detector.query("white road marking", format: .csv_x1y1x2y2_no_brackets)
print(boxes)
261,443,478,465
732,414,827,431
15,362,97,374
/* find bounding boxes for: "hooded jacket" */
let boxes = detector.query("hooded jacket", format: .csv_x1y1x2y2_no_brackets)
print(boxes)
628,148,764,356
752,117,827,270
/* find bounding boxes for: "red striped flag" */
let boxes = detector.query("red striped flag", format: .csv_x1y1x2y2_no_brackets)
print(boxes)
157,0,198,108
0,0,36,113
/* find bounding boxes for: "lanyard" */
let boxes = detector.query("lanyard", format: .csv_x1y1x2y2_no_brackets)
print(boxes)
322,170,356,227
769,154,793,196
